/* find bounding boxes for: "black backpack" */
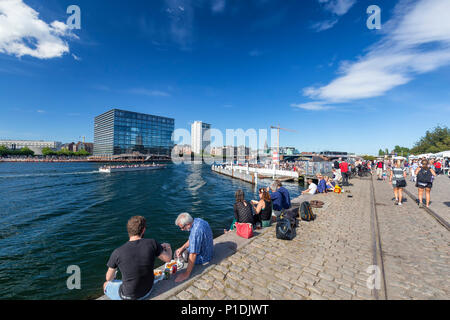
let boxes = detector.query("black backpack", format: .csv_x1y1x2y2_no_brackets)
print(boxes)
300,201,316,221
417,168,432,183
276,217,296,240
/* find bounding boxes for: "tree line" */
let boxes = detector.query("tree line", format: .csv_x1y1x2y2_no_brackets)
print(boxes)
0,146,91,157
378,125,450,156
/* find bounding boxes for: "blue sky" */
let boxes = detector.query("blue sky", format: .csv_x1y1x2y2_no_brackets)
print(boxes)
0,0,449,155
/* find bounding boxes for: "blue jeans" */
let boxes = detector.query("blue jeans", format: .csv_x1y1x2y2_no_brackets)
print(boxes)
104,280,153,300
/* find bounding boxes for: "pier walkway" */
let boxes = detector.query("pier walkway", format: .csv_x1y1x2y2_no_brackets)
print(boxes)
99,174,449,300
152,178,378,300
404,174,450,226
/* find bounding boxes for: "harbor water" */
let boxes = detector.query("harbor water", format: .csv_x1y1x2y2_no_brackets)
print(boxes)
0,162,303,299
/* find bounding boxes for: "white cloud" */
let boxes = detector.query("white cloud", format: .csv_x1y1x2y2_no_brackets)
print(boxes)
312,0,356,32
72,54,81,61
36,109,46,113
291,102,332,111
129,88,171,97
311,19,338,32
320,0,356,16
0,0,75,59
299,0,450,106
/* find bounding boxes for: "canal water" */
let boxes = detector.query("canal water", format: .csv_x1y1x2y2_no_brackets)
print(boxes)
0,162,303,299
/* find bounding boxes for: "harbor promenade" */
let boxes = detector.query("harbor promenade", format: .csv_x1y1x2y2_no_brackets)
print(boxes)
99,173,449,300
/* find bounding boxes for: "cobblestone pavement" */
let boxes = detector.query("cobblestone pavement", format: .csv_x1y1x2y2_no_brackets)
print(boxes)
372,175,450,300
404,174,450,224
158,178,379,300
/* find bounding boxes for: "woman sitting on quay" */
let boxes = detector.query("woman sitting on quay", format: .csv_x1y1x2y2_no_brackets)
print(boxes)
251,188,273,227
225,189,255,233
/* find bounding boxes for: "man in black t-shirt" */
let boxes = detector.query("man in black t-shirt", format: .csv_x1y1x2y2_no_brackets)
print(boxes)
103,216,172,300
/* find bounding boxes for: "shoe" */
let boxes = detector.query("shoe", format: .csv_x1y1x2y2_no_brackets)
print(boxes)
394,201,398,205
398,202,402,206
418,202,423,208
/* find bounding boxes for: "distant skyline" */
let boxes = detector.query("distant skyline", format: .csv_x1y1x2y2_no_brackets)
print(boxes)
1,0,450,155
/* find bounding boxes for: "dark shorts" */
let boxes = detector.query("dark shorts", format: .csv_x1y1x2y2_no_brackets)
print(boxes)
416,182,432,189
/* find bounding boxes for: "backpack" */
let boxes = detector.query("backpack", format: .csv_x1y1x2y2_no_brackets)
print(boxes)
300,201,316,221
334,185,342,193
276,217,296,240
417,168,432,183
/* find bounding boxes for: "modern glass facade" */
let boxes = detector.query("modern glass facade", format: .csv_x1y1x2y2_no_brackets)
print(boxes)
94,109,175,156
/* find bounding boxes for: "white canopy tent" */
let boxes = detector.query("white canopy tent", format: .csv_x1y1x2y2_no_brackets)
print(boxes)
434,151,450,158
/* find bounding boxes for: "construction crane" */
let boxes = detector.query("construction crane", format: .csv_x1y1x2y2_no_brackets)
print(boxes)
270,125,297,164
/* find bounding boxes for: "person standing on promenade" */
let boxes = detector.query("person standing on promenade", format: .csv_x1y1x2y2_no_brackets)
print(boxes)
376,160,383,179
267,180,291,218
103,216,173,300
410,160,419,182
174,213,214,283
340,158,349,186
390,160,407,205
333,158,341,180
415,160,436,208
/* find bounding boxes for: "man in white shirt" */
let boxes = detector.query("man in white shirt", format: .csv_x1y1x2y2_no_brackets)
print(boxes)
302,179,317,195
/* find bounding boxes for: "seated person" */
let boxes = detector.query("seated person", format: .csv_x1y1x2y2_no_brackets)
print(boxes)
316,174,327,193
251,188,273,226
302,179,317,195
103,216,173,300
232,189,255,227
267,180,291,218
325,176,336,191
175,213,214,283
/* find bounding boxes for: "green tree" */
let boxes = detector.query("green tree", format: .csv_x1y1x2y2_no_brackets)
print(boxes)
42,147,57,156
378,149,385,156
362,155,376,161
0,145,9,156
393,145,410,156
410,125,450,154
19,147,34,156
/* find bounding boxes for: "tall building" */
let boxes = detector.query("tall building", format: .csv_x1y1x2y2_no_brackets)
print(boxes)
191,121,211,155
93,109,175,156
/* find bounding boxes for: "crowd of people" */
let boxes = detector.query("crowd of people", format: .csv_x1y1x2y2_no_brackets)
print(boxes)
102,156,447,300
375,157,445,208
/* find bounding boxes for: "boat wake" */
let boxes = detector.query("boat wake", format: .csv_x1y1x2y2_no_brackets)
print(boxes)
0,171,100,179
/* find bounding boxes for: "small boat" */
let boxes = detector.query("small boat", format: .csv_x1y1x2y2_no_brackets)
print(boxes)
99,164,165,173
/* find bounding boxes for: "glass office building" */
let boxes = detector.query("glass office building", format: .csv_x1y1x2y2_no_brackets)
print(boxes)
94,109,175,156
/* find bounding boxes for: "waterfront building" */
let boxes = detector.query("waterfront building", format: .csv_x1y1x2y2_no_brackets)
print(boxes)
191,121,211,155
93,109,175,156
0,140,62,155
61,142,94,153
173,144,192,155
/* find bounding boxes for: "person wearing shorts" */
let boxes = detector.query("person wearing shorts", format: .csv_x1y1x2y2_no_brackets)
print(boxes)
390,160,407,205
415,160,436,208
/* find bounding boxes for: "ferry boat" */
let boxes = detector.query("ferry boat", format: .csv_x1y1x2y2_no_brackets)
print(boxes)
99,164,165,173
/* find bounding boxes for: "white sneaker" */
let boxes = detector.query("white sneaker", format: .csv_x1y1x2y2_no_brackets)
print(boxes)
398,202,402,206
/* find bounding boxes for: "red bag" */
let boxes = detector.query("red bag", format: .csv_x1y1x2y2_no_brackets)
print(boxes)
235,222,253,239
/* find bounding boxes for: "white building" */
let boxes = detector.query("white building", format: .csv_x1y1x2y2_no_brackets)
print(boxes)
0,140,62,155
191,121,211,155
